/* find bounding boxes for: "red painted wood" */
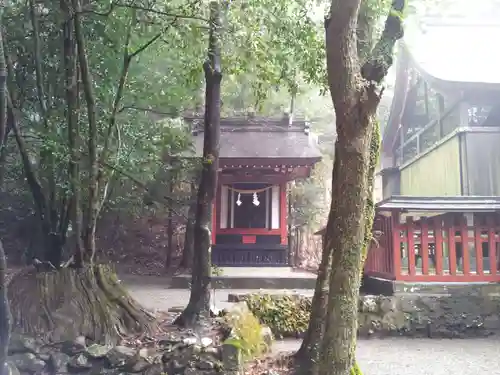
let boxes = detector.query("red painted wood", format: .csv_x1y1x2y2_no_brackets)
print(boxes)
391,210,401,280
434,217,443,275
474,225,483,275
406,217,416,276
212,202,216,245
215,182,221,231
280,183,287,244
218,228,281,235
242,235,257,244
421,218,429,275
487,215,497,275
447,215,457,276
460,215,470,275
398,274,500,282
219,175,288,185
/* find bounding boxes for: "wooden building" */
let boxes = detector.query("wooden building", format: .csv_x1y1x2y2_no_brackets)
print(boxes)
365,19,500,283
190,115,321,266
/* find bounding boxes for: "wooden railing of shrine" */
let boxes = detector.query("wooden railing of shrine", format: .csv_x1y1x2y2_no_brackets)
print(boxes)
364,212,500,282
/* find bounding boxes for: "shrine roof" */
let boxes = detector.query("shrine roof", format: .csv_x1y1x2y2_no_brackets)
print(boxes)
187,115,322,161
403,16,500,86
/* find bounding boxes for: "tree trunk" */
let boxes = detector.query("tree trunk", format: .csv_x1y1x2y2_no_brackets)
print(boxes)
0,10,11,373
175,1,222,327
179,185,197,270
72,0,99,262
61,0,83,267
0,241,11,375
315,2,406,375
8,264,156,344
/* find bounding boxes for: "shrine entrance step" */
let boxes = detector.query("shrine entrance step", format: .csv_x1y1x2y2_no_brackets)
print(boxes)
170,267,317,289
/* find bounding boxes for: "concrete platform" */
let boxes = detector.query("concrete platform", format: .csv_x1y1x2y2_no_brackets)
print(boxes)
170,267,317,289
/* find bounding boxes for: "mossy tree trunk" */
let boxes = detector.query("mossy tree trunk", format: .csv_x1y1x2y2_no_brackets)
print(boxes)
0,5,11,374
0,241,10,375
318,2,406,374
297,2,406,375
295,2,397,374
179,183,197,271
175,1,222,327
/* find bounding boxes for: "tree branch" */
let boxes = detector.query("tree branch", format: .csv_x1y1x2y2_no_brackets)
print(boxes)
111,1,208,22
324,0,363,108
361,0,406,84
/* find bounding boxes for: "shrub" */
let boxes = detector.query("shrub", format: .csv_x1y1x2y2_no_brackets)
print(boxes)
351,361,363,375
223,303,267,360
244,294,312,338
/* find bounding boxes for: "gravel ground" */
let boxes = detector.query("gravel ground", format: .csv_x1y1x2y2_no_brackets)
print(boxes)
274,338,500,375
124,277,500,375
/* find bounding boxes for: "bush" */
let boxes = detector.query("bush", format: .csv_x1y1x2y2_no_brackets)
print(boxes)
351,361,363,375
223,302,267,360
244,294,312,338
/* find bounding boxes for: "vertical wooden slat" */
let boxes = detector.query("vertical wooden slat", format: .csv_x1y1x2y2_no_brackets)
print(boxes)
391,210,401,279
474,223,483,275
447,214,457,276
487,215,497,275
434,216,443,275
406,216,416,276
421,218,429,275
460,214,470,275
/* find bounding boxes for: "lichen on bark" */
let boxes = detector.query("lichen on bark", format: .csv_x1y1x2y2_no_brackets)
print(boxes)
316,1,406,375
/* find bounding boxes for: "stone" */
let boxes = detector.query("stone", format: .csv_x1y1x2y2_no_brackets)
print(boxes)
221,343,242,375
68,353,92,370
379,297,398,313
359,295,379,313
183,337,198,345
49,352,71,373
86,343,112,359
260,325,274,350
106,346,137,368
197,359,215,370
61,338,86,355
8,353,46,373
4,362,20,375
8,334,40,354
138,347,158,363
200,337,213,347
125,358,152,373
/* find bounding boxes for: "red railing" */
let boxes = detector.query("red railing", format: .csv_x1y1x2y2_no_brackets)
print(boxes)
365,211,500,282
364,215,395,279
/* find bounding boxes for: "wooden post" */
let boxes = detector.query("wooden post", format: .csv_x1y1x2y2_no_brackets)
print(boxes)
391,210,401,279
434,216,443,275
406,216,416,276
474,223,483,275
447,214,457,276
421,217,429,275
460,214,470,276
487,215,497,275
280,183,287,245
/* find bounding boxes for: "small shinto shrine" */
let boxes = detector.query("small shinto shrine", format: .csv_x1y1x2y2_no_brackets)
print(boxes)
189,115,321,266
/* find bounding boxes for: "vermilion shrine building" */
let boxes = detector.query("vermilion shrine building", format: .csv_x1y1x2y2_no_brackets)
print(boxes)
364,19,500,286
190,115,321,266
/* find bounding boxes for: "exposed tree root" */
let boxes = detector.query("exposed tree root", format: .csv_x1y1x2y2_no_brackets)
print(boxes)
8,264,156,344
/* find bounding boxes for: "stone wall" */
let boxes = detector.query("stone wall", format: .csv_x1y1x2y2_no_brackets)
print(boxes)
230,290,500,339
6,333,233,375
5,302,271,375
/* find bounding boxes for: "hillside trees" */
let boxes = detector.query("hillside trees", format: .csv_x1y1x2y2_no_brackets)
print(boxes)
0,0,331,336
3,0,205,342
